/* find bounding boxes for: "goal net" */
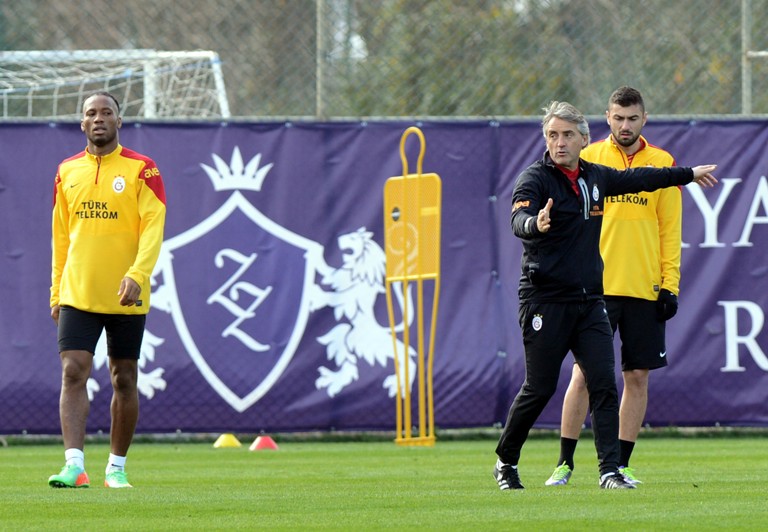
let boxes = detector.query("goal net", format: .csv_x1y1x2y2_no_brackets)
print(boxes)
0,49,230,120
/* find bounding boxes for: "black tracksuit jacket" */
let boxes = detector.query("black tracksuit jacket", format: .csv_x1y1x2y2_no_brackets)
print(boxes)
510,152,694,303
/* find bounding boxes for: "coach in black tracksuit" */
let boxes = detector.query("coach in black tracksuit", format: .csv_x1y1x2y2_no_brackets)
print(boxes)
493,101,717,490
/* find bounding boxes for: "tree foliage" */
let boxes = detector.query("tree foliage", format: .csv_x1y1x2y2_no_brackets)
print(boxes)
1,0,766,117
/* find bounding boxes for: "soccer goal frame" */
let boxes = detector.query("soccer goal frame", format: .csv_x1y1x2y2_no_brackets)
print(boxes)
0,49,230,120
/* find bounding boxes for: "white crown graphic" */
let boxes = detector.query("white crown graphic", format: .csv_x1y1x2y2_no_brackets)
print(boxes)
200,146,274,192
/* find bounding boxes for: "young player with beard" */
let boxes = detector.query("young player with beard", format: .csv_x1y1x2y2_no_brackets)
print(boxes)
545,87,680,487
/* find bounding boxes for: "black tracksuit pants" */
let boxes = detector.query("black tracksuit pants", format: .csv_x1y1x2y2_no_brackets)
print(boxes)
495,298,620,477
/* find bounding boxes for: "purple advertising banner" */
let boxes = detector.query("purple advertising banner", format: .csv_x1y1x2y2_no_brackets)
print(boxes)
1,119,767,434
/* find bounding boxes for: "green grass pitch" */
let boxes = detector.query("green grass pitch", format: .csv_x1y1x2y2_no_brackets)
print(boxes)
1,436,766,530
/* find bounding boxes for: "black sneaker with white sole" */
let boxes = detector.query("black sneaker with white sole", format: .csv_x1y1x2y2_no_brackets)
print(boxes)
493,463,524,490
599,473,637,489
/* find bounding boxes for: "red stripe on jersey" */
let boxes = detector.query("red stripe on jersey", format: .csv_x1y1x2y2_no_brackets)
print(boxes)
120,147,167,205
53,151,85,207
52,174,61,207
61,150,86,164
143,169,167,204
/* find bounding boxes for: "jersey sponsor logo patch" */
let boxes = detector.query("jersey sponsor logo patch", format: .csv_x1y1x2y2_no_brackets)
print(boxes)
513,200,530,211
605,193,648,206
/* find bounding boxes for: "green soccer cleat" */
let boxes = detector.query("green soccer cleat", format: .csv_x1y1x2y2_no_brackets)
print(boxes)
48,464,90,488
545,462,573,486
104,470,133,488
619,466,643,485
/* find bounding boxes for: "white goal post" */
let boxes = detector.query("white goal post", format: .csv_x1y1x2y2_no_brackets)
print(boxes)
0,49,230,120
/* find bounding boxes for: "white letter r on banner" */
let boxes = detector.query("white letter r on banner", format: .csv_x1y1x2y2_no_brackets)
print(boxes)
718,300,768,372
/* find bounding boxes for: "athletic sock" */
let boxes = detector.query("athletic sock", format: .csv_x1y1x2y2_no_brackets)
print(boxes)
619,439,636,468
106,453,127,474
557,437,578,470
496,458,517,469
64,448,85,470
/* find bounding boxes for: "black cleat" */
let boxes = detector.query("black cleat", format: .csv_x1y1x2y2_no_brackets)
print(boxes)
494,462,524,490
599,473,637,489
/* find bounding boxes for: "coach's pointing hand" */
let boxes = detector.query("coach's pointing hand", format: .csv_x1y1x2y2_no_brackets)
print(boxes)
537,198,553,233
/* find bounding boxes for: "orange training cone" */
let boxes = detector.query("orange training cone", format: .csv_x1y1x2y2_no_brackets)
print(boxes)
249,436,279,451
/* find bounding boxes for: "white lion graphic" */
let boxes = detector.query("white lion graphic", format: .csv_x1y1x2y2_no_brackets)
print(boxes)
310,227,416,398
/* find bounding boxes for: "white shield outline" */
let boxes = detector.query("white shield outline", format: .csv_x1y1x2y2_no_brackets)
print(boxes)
156,191,325,412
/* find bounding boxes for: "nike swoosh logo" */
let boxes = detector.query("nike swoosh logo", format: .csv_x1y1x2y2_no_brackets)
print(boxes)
659,351,667,358
69,183,79,188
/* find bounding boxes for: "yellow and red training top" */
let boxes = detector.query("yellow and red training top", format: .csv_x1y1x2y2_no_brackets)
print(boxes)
581,134,681,300
51,144,166,314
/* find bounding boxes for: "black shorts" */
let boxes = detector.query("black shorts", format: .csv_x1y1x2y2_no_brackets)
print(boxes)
605,296,667,371
57,306,146,360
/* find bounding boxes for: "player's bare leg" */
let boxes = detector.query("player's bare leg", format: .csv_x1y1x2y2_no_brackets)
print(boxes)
49,350,93,488
617,368,649,484
619,369,649,443
104,357,139,488
108,357,139,456
545,364,588,486
59,350,93,450
561,364,589,440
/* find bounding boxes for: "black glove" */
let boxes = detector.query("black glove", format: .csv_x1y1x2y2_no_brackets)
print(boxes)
656,288,678,321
